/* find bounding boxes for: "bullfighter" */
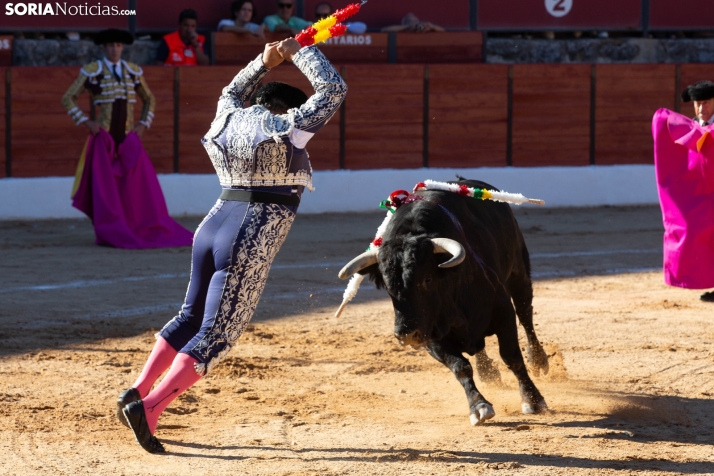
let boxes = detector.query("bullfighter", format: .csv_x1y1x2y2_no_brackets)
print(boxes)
116,38,347,453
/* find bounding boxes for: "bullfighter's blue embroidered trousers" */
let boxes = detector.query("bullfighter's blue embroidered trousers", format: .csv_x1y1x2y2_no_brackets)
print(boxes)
158,198,296,376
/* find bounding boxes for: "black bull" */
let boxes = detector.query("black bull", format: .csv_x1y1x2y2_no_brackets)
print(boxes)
338,179,550,425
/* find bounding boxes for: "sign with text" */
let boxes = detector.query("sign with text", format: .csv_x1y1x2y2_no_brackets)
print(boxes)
478,0,641,30
0,0,130,29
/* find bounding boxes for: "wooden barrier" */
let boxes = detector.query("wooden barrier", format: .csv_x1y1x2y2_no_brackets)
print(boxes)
428,64,508,168
11,67,87,177
138,66,175,174
512,64,591,167
1,62,708,178
343,65,424,169
595,64,675,165
213,32,292,66
397,32,483,64
178,66,238,174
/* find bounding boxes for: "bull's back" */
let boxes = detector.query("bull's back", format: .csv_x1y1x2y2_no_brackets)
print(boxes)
445,179,527,277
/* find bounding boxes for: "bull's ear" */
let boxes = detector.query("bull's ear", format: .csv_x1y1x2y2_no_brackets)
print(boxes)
358,263,379,276
360,263,385,289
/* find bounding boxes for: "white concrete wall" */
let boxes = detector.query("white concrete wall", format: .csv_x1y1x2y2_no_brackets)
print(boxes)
0,165,659,220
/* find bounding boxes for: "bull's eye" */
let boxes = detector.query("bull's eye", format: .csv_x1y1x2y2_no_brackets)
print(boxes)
424,276,433,287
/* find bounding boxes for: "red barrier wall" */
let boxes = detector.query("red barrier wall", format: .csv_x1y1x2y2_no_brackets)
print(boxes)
343,65,424,170
428,64,508,168
136,66,175,174
11,67,87,177
1,62,700,178
512,64,591,167
595,65,675,165
177,66,237,174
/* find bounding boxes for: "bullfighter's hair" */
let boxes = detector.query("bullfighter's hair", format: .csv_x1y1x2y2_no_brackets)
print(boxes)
682,80,714,103
253,82,309,114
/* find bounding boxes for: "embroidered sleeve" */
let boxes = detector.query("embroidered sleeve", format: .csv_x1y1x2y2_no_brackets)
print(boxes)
61,72,90,126
287,46,347,134
135,73,156,128
216,55,269,117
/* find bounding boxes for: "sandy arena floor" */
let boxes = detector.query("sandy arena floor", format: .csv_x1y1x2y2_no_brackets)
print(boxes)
0,205,713,475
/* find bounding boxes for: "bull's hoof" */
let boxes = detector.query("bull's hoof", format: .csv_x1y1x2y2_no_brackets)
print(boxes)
469,403,496,426
521,398,549,415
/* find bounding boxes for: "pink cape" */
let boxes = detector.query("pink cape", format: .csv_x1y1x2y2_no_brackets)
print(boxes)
652,108,714,289
71,129,194,249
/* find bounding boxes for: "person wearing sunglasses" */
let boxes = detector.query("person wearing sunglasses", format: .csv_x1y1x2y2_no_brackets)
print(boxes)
263,0,311,35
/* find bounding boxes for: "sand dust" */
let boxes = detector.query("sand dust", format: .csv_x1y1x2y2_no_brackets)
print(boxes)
0,205,713,475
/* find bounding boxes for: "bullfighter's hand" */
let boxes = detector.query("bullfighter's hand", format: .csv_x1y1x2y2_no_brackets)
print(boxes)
262,41,284,69
133,123,146,137
84,120,101,135
277,38,300,62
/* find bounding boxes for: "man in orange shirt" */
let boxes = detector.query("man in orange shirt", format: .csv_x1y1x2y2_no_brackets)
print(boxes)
156,9,210,66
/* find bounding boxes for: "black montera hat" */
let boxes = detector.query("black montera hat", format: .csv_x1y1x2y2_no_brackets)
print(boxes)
94,28,134,45
681,80,714,103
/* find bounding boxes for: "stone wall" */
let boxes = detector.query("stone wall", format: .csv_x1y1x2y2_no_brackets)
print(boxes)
12,37,714,66
13,39,159,66
486,38,714,64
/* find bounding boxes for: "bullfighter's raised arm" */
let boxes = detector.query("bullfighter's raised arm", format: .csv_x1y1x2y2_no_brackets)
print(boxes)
215,56,270,117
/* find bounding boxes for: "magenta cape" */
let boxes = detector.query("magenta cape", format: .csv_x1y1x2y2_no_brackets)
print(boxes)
71,129,193,249
652,108,714,289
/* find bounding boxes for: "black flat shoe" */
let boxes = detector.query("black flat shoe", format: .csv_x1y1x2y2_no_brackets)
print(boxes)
122,400,166,454
701,291,714,303
116,388,141,428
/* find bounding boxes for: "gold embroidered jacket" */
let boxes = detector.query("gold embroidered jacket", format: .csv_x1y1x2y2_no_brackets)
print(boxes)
61,59,155,145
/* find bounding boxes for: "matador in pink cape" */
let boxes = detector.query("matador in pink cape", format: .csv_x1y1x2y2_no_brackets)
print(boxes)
652,80,714,302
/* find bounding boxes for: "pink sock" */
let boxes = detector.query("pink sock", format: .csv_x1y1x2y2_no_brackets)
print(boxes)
142,353,202,434
132,336,178,398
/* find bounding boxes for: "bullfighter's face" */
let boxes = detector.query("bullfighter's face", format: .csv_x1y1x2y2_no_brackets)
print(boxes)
694,98,714,124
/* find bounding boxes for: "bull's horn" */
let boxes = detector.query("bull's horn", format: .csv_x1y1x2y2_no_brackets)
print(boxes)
338,249,379,280
431,238,465,268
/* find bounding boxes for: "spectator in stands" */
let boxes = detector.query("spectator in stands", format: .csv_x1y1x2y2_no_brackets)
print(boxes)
217,0,265,39
315,2,367,34
381,13,444,33
156,9,210,66
263,0,311,35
